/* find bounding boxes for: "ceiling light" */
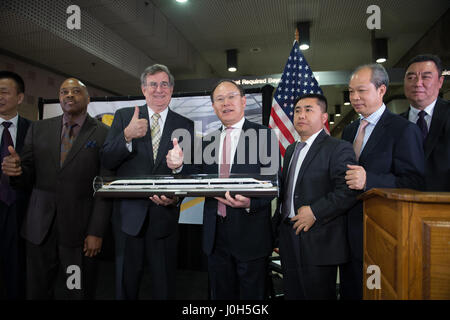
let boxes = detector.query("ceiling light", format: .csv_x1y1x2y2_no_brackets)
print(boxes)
335,104,341,116
329,114,335,125
373,38,388,64
176,0,188,3
227,49,238,72
343,91,350,106
297,22,310,51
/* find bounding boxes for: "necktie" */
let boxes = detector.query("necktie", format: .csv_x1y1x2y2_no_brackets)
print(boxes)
218,127,233,217
151,113,161,160
281,141,306,220
60,122,77,166
0,122,16,205
353,119,369,161
416,110,428,140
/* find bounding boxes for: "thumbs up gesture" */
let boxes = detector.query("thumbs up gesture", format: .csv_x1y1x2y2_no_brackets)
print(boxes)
1,146,22,176
166,138,184,170
124,106,148,142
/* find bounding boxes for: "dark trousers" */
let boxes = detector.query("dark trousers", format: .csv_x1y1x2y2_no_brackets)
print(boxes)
122,215,178,300
279,220,338,300
0,201,25,299
208,217,268,300
339,258,363,300
26,218,98,300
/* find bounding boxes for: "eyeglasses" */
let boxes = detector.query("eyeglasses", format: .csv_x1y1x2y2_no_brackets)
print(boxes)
146,81,171,89
214,92,241,104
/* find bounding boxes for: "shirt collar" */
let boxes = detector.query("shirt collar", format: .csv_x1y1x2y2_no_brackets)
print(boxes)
0,114,19,128
222,116,245,132
300,128,323,146
148,105,169,123
360,103,385,125
409,99,437,118
62,112,87,128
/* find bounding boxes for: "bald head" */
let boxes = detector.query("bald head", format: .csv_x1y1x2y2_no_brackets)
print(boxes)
59,78,90,116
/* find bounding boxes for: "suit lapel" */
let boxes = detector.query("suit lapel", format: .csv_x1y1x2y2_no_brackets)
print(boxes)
358,108,391,163
15,116,29,153
49,116,63,169
138,104,154,167
61,115,96,169
294,130,327,189
230,119,250,173
425,99,448,159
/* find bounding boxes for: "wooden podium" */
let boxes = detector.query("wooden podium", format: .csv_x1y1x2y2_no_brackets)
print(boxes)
360,188,450,300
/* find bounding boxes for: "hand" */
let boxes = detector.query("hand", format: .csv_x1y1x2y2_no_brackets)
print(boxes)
345,164,367,190
83,235,103,257
291,205,316,234
1,146,22,176
149,194,179,206
124,106,148,142
166,138,183,170
215,191,251,209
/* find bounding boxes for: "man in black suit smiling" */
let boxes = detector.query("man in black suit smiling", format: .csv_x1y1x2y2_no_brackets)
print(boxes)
101,64,194,300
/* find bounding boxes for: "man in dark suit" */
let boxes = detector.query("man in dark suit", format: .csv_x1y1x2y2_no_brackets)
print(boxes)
197,80,279,300
400,54,450,191
101,64,195,300
340,64,425,300
273,94,358,299
0,71,31,299
2,77,111,299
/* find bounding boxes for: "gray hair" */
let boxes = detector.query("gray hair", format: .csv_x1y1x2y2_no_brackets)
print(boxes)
140,64,175,87
352,63,389,89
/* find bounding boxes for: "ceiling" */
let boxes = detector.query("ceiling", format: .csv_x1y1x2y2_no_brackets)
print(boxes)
0,0,449,132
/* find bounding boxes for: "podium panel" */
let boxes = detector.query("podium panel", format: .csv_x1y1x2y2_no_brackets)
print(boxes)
361,189,450,300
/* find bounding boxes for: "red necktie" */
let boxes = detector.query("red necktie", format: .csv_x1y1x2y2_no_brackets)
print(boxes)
218,127,233,217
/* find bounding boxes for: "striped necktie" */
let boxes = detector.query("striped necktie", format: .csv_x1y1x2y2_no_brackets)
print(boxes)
151,113,161,160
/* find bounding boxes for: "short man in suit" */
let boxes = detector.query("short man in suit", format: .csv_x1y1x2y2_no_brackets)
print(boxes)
339,64,425,300
2,77,111,299
101,64,194,300
0,71,31,299
197,80,278,300
273,94,358,299
401,54,450,191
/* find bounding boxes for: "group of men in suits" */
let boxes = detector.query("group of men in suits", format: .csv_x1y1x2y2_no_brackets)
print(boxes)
0,53,448,300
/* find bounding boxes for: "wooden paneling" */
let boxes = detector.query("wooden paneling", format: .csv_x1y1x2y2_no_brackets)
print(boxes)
361,189,450,300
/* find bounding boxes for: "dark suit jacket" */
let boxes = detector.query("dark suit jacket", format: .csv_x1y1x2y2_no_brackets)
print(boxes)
13,114,111,247
342,107,425,261
201,119,279,262
400,98,450,191
12,116,32,225
274,130,358,265
101,105,195,238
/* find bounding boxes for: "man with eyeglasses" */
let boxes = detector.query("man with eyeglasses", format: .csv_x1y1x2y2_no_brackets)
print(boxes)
199,80,279,299
101,64,195,300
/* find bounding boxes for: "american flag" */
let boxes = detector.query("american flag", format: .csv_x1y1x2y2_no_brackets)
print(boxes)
269,41,328,159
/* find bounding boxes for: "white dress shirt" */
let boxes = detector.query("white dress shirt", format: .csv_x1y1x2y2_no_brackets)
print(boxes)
126,106,169,152
0,114,19,148
286,128,323,219
218,116,246,171
407,99,436,130
353,103,386,152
